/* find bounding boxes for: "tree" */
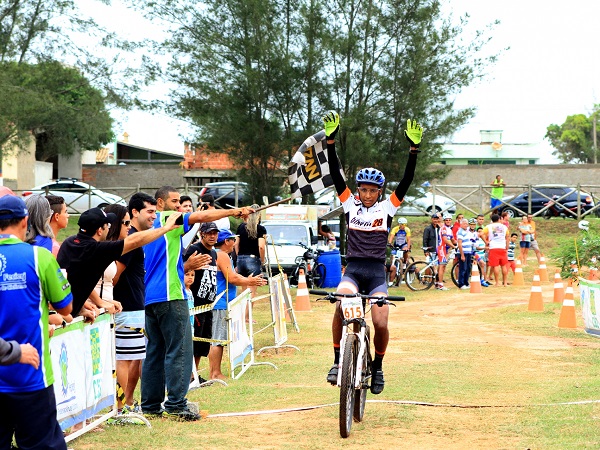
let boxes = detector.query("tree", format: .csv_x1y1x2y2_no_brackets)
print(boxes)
0,61,114,159
546,114,595,164
138,0,497,199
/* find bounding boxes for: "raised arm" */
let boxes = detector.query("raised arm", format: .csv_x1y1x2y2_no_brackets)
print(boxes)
324,112,347,196
216,252,266,287
394,120,423,201
188,207,253,225
122,212,182,255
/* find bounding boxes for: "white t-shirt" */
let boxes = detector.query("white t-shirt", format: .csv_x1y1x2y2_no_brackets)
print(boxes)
485,222,508,250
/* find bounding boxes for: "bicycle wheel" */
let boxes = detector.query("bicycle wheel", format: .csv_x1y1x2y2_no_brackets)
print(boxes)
353,325,370,423
339,334,357,438
312,263,327,288
394,256,415,287
451,260,460,287
404,261,435,291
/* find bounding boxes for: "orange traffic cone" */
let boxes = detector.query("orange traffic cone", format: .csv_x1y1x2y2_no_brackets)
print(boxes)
528,269,544,311
470,260,482,293
538,255,549,282
558,280,577,329
295,268,312,312
553,271,564,304
513,259,525,286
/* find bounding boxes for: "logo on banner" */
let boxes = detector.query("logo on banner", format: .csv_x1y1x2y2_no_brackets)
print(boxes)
59,342,69,396
301,146,322,182
90,328,101,376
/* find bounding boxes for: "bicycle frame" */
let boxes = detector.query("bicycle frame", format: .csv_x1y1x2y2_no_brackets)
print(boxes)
337,317,369,389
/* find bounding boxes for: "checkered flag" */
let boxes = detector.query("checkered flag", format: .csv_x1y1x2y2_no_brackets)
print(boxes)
288,130,345,199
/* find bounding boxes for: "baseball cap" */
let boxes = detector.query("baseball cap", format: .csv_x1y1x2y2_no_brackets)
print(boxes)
78,207,117,233
200,222,219,233
217,229,237,244
0,195,28,220
431,213,440,219
442,213,452,220
468,218,477,224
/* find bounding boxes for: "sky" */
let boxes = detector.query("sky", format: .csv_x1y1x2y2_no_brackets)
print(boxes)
89,1,600,160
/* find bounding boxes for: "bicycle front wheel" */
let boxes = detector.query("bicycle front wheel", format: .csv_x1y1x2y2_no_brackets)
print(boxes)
451,260,460,287
405,261,435,291
339,334,357,438
312,263,327,288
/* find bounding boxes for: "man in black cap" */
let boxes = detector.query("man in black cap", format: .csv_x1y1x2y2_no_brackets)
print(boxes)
0,195,72,449
57,207,183,318
184,222,219,379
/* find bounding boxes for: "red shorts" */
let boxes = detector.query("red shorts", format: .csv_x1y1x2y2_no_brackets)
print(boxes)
488,248,508,267
507,260,516,272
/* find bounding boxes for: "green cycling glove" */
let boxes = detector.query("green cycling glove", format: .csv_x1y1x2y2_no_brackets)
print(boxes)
404,119,423,149
323,111,340,140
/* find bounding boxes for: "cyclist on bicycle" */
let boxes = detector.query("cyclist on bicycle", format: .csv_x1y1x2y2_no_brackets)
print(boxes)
387,218,411,286
323,112,422,394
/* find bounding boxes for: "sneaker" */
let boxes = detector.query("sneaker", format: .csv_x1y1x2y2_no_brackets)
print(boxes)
370,369,385,394
122,401,141,414
164,408,201,422
143,409,165,419
460,285,470,290
436,285,449,291
481,281,490,287
388,281,393,287
327,364,339,384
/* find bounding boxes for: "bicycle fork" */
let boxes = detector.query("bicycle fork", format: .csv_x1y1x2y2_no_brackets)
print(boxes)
337,318,369,389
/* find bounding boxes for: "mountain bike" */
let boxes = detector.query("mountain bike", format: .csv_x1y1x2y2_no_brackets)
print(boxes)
387,245,414,287
404,248,443,291
310,289,405,438
290,243,326,288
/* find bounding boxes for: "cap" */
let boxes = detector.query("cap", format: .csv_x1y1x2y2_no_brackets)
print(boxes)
0,195,28,220
442,213,452,220
217,229,237,243
468,218,477,224
431,213,440,219
78,207,117,233
200,222,219,233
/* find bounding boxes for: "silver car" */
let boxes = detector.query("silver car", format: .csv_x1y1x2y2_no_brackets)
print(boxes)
22,179,126,214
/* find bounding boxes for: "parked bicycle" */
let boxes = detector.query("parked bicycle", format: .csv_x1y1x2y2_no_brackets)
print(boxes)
405,248,483,290
310,289,405,438
387,244,414,287
290,243,326,288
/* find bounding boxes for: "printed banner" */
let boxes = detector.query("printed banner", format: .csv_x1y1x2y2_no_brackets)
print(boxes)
50,313,115,430
269,274,288,346
228,290,253,368
579,278,600,336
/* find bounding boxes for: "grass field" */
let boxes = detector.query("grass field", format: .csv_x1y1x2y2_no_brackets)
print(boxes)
66,215,600,449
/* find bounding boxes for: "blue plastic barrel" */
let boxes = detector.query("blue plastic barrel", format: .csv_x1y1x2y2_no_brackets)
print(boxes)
317,250,342,288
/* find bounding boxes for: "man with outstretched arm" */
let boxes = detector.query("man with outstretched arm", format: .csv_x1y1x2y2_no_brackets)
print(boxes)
324,113,422,394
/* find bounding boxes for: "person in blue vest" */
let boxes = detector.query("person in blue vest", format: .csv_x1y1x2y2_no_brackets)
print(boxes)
0,195,73,450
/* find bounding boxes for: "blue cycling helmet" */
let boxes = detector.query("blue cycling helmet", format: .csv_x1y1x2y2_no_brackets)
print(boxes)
355,168,385,187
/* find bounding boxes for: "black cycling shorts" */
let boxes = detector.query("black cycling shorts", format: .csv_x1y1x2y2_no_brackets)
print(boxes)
340,259,387,295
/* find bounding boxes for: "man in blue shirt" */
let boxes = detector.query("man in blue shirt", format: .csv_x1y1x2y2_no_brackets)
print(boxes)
0,196,73,450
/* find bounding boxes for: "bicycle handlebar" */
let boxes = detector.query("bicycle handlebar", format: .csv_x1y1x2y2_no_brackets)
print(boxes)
309,289,405,303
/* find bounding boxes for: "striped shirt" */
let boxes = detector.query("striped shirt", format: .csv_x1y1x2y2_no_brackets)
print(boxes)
0,238,72,392
143,211,191,305
457,228,473,254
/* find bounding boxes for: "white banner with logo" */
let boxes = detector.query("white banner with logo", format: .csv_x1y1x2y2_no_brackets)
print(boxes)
269,274,288,346
228,289,253,369
50,313,115,430
578,279,600,337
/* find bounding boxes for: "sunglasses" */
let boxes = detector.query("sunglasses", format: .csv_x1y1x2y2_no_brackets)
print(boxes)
122,220,131,226
227,237,236,242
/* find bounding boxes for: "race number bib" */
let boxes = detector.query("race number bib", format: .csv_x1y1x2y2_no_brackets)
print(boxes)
341,296,364,319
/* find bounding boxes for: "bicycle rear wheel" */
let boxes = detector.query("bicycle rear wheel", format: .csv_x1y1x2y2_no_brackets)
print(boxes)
405,261,435,291
312,263,327,288
339,334,357,438
394,256,415,287
353,326,370,423
451,260,460,287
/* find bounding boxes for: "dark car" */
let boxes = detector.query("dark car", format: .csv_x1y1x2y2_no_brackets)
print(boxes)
199,181,248,208
498,186,595,218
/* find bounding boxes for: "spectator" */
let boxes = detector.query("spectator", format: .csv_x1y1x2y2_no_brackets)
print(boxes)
0,195,72,450
527,213,542,264
507,233,518,273
0,339,39,368
46,195,69,257
200,194,230,230
423,213,447,288
57,207,182,320
490,175,506,212
437,213,455,290
452,213,464,240
475,227,490,287
141,186,252,421
456,219,473,289
180,195,194,212
112,193,158,414
208,229,267,380
319,224,337,250
24,194,54,252
184,269,195,330
500,211,510,229
483,214,509,287
518,215,533,265
235,204,267,299
184,222,219,377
